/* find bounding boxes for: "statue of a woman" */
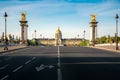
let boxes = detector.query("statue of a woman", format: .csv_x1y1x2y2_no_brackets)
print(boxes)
21,12,26,21
91,14,96,22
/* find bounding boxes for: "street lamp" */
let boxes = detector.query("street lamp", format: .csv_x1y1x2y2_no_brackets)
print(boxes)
4,12,8,50
115,14,119,50
35,30,36,39
83,30,86,46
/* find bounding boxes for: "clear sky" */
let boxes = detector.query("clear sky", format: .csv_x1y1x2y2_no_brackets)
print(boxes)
0,0,120,39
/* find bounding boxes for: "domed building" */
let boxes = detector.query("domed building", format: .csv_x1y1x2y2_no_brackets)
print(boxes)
55,27,62,46
34,26,83,46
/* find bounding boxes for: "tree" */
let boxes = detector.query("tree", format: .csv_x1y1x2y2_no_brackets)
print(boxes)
99,36,107,44
9,34,12,43
80,40,89,46
1,32,4,42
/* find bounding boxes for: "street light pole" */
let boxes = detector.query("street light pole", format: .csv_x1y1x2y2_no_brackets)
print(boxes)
115,14,119,50
4,12,8,50
35,30,36,39
84,30,86,46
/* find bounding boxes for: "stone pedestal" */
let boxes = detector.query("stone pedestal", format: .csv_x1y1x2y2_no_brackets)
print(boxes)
90,21,98,46
20,20,28,45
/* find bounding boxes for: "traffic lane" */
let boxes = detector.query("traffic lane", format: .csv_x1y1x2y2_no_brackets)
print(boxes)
0,56,37,80
60,47,120,57
61,63,120,80
60,46,119,54
4,56,57,80
4,46,58,56
60,57,120,63
60,57,120,80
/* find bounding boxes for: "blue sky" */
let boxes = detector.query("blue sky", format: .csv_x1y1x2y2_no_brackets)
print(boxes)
0,0,120,39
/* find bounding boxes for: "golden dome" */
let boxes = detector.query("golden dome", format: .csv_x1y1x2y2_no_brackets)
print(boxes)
56,27,61,34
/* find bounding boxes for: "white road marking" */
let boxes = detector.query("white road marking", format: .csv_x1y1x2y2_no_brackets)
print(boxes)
0,64,9,70
25,57,36,64
57,46,62,80
48,65,54,69
35,64,45,72
35,64,54,72
12,65,23,72
57,69,62,80
0,75,9,80
32,57,36,60
25,60,31,64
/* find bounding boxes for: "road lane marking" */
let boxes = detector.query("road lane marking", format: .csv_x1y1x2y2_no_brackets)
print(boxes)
48,65,54,69
0,75,9,80
0,64,9,70
35,64,45,72
35,64,54,72
57,69,62,80
57,46,62,80
32,57,36,60
25,60,31,64
12,65,23,72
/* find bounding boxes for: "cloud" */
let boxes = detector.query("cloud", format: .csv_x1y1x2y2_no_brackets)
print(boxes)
76,0,120,17
0,0,120,39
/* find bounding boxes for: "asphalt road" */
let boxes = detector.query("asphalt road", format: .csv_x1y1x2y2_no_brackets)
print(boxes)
0,46,120,80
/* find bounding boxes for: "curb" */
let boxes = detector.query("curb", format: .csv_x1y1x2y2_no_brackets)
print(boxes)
87,46,120,53
0,46,28,54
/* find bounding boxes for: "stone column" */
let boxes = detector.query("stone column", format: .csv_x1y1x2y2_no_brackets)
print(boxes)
89,15,98,46
19,12,28,45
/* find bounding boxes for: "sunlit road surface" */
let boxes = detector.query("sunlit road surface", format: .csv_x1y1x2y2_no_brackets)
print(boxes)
0,46,120,80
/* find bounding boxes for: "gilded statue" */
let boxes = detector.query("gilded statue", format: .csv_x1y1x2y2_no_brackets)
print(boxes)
21,12,26,21
91,14,96,22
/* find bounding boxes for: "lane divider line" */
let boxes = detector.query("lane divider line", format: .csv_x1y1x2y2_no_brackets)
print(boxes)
0,64,9,70
25,60,31,64
12,65,23,72
32,57,36,60
0,75,9,80
57,46,62,80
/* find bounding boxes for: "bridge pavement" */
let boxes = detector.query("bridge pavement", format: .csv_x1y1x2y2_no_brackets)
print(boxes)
0,46,120,80
0,45,27,53
93,45,120,52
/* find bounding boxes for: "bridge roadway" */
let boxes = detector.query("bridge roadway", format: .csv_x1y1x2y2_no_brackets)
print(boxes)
0,46,120,80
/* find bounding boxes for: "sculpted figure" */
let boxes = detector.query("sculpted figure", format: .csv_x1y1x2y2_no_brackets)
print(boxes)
91,14,96,22
21,12,26,21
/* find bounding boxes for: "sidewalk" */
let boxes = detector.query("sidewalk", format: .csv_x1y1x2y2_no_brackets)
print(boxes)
0,45,27,53
89,45,120,53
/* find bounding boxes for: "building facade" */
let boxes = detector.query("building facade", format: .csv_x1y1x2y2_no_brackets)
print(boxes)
34,27,83,46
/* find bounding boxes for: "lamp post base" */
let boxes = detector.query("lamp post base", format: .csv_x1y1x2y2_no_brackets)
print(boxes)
4,46,8,50
116,46,119,50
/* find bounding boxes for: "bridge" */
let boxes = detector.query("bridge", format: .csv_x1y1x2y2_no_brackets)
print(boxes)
0,46,120,80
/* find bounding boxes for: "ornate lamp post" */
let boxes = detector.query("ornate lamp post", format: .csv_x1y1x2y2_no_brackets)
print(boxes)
35,30,36,39
83,30,86,46
115,14,119,50
34,30,37,46
4,12,8,50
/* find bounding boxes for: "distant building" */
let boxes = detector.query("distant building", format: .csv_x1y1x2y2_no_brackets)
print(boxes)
33,27,83,46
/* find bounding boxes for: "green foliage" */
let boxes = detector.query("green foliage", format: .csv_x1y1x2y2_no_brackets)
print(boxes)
80,40,89,46
27,39,39,46
98,35,120,44
27,40,36,46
